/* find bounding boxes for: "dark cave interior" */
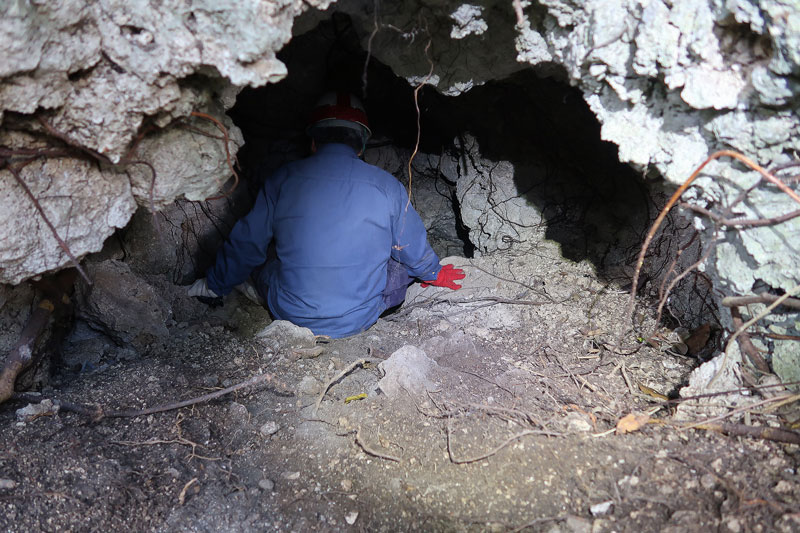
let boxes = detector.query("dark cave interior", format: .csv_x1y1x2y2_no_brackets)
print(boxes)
225,11,688,309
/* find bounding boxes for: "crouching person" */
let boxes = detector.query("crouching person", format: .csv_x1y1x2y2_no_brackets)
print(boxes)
189,91,464,338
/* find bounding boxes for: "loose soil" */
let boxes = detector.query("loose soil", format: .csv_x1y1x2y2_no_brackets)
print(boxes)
2,244,799,532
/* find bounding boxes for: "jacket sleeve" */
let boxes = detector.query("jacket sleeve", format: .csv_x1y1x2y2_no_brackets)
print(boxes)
206,176,277,295
389,180,441,281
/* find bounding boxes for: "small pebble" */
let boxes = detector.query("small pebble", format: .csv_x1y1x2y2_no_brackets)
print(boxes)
297,376,320,395
341,479,352,491
228,402,249,420
260,421,280,436
345,511,359,525
590,500,613,516
725,517,741,533
565,514,591,533
259,479,275,491
0,479,17,489
282,471,300,480
700,473,717,489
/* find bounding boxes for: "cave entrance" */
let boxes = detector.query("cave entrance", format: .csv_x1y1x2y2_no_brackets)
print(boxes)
228,12,659,293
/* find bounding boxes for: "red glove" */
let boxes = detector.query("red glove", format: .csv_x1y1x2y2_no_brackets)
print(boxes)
421,264,465,290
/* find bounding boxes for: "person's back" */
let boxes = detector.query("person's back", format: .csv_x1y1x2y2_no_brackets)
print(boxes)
189,91,464,338
265,142,434,337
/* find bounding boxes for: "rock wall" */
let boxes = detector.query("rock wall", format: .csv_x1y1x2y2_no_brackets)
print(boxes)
0,0,331,283
319,0,799,373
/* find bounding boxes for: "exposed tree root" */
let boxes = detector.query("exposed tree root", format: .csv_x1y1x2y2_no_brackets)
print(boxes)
189,111,240,200
0,109,238,288
625,150,800,384
0,270,76,405
314,358,377,414
4,165,92,284
693,421,800,445
10,371,291,421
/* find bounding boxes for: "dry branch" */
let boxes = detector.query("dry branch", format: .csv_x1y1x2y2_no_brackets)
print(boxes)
5,165,91,284
729,307,770,374
709,284,800,387
189,111,240,200
11,371,289,421
723,293,800,310
693,422,800,445
354,429,401,462
680,202,800,228
445,421,562,464
403,33,434,215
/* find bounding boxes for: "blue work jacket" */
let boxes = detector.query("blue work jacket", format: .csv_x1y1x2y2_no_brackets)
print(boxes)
207,143,441,338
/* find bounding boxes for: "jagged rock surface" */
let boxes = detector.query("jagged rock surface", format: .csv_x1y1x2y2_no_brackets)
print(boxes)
75,260,171,350
0,133,137,285
0,0,330,284
324,0,799,375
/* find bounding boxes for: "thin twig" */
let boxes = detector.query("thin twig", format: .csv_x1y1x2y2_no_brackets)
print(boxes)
722,293,800,310
107,372,288,419
512,0,525,26
406,38,434,209
627,150,800,326
729,307,771,373
189,111,239,200
362,0,380,97
13,372,289,421
681,393,800,430
653,237,716,327
354,429,401,462
680,202,800,228
693,421,800,445
178,478,198,505
446,419,562,464
314,359,374,414
709,284,800,388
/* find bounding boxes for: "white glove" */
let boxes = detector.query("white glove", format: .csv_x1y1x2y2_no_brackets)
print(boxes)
188,278,218,298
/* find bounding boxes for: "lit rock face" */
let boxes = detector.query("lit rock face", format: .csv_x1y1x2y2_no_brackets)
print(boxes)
0,0,330,283
0,133,137,285
326,0,799,372
511,0,800,373
445,134,542,256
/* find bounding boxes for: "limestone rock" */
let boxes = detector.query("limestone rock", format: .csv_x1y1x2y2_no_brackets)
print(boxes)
447,134,542,256
377,345,438,399
0,0,330,283
126,116,245,208
0,0,331,160
0,139,137,285
76,260,171,350
255,320,316,354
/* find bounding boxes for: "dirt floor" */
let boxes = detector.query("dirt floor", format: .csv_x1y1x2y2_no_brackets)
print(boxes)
2,238,800,532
